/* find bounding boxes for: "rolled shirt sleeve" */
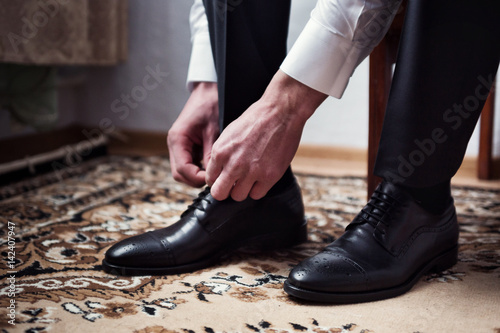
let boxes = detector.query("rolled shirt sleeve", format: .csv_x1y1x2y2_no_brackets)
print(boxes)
281,0,402,98
186,0,217,91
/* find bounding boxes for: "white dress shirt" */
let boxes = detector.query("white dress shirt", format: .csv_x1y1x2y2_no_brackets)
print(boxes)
187,0,402,98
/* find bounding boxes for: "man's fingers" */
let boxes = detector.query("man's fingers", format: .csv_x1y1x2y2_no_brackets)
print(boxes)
205,154,222,187
202,134,215,171
230,178,255,202
210,172,236,201
177,164,207,187
249,182,272,200
172,161,206,187
170,140,206,187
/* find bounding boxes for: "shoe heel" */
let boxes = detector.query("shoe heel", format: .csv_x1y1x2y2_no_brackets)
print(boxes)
430,246,458,273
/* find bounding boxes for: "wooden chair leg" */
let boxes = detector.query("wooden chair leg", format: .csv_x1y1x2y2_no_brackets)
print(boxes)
367,2,406,199
368,39,394,199
367,0,407,199
368,51,386,198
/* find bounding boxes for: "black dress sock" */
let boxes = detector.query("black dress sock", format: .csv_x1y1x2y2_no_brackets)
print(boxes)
399,180,452,214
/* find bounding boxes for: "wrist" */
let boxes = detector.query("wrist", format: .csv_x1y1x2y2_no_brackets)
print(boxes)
261,70,327,124
192,81,218,106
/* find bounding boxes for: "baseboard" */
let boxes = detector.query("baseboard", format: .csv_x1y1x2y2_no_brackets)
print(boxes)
0,124,107,184
107,128,169,156
2,126,496,185
294,143,498,181
106,133,498,182
107,136,494,181
0,125,92,164
295,144,368,162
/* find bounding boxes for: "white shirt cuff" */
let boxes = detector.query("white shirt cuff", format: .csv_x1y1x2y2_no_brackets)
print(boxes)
186,36,217,92
280,18,366,99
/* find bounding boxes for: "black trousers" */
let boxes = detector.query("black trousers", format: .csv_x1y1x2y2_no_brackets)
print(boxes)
202,0,291,129
374,0,500,187
203,0,500,188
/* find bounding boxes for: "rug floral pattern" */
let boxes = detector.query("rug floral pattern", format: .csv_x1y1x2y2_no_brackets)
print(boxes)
0,156,499,332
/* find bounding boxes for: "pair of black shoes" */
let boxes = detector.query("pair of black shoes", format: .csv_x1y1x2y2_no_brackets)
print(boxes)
102,179,458,303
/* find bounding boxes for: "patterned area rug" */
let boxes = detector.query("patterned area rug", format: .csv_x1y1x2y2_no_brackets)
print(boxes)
0,155,499,333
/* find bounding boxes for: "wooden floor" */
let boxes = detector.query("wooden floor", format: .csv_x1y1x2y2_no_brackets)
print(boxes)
106,129,500,190
107,131,500,190
292,145,500,190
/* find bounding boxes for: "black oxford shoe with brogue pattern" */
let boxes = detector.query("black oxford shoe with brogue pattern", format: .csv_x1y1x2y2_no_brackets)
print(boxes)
285,181,458,303
103,178,307,276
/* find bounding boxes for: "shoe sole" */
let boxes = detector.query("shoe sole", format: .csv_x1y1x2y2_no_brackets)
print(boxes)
283,245,458,304
102,220,308,276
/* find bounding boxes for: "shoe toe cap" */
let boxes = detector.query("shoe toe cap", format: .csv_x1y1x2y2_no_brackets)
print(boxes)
288,250,368,293
104,232,167,268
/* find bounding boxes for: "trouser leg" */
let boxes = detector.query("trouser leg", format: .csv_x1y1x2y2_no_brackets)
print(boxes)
374,0,500,187
203,0,295,192
202,0,291,129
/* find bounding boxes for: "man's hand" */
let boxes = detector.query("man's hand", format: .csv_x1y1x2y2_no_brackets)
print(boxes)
206,70,327,201
167,82,219,187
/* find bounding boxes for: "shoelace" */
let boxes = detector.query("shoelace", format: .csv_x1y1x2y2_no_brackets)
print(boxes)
180,187,212,218
358,188,401,230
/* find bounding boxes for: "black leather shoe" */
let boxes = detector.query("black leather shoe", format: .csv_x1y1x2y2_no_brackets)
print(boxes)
284,181,458,303
102,178,307,276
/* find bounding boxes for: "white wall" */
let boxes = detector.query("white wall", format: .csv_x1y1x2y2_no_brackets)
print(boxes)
289,0,371,150
76,0,192,137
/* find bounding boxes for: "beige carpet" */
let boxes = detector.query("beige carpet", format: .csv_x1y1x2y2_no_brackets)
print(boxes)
0,155,499,333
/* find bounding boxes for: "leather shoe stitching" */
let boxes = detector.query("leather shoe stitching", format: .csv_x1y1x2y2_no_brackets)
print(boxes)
397,212,457,258
146,231,176,266
159,238,176,266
